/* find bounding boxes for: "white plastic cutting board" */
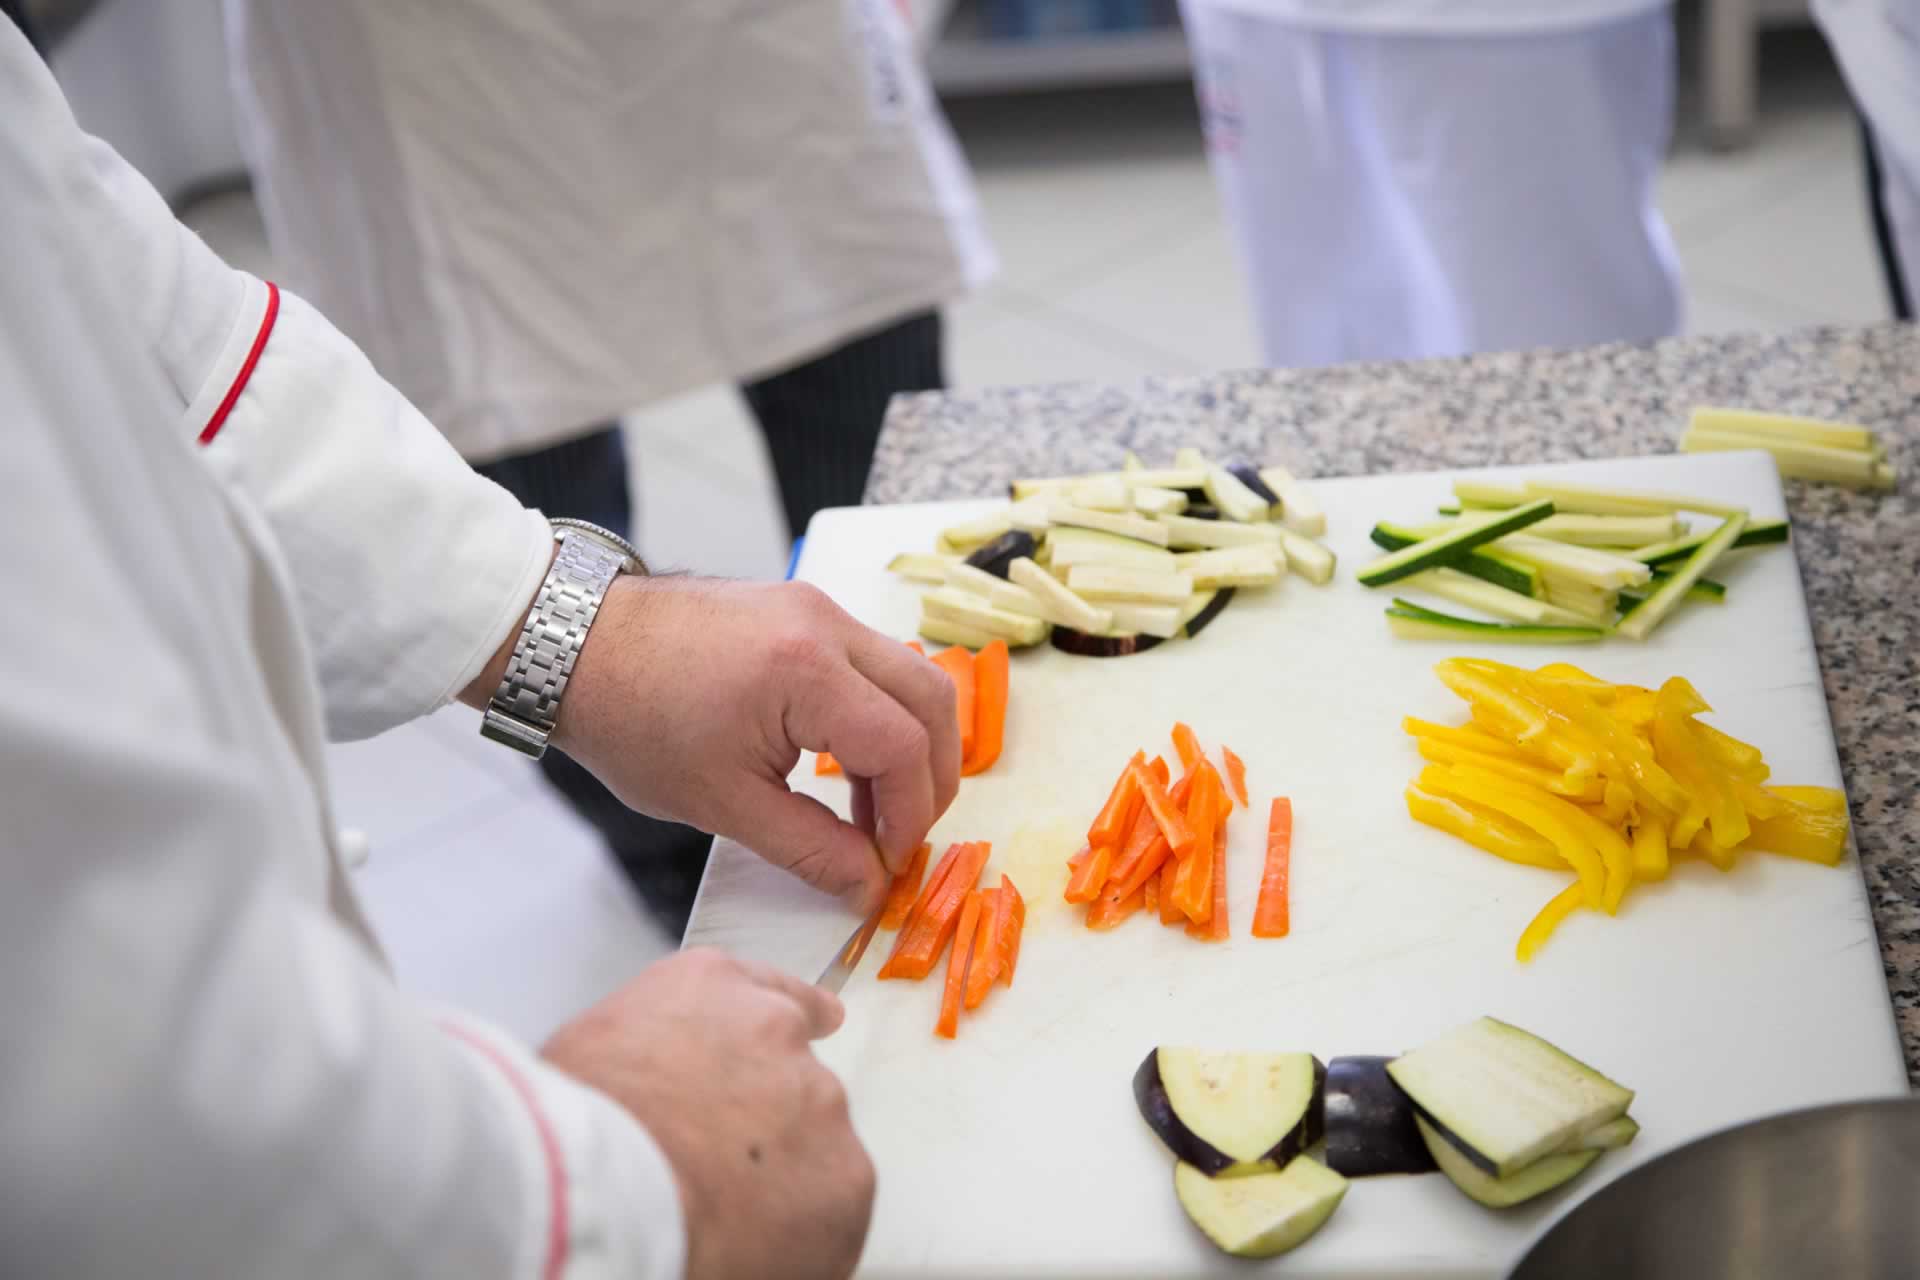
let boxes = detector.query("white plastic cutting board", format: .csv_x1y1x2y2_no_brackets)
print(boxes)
685,451,1906,1279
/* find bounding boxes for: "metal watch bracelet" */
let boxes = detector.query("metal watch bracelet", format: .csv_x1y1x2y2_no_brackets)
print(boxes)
480,519,644,758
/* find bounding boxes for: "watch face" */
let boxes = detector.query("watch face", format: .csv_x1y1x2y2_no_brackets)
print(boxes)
551,518,646,573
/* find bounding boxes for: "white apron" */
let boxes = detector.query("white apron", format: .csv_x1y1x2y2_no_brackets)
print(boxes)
1178,0,1684,366
224,0,995,462
1815,0,1920,297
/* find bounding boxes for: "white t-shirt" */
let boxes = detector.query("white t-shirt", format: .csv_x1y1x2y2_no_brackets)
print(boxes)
1186,0,1670,35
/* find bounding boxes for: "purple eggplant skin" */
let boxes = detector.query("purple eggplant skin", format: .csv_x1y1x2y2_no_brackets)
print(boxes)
1182,588,1235,639
1183,503,1223,521
1051,627,1164,658
1324,1056,1440,1178
1132,1049,1329,1177
963,530,1039,580
1226,463,1282,507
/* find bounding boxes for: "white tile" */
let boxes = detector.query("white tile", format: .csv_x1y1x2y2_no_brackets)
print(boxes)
946,293,1183,390
325,719,524,858
636,447,790,580
356,791,673,1045
1044,217,1263,376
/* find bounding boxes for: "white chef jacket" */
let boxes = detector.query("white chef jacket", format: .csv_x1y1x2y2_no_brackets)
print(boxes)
1188,0,1668,34
0,22,683,1278
223,0,996,463
1814,0,1920,288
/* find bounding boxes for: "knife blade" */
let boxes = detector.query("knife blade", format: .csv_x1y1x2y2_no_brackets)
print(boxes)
816,905,886,994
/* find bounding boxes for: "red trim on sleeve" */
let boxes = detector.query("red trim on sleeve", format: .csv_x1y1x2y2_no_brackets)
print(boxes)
197,281,281,446
442,1023,571,1280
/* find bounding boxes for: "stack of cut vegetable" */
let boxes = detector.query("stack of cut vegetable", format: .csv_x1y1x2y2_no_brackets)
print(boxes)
1135,1017,1636,1259
1683,407,1897,490
1404,658,1850,962
1064,724,1294,940
816,638,1008,779
888,449,1337,657
1362,477,1791,643
875,839,1026,1040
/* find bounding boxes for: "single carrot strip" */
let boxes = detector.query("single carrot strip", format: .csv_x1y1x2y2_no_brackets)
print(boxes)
1173,765,1220,922
1158,856,1184,925
1221,746,1250,808
964,888,1000,1010
880,841,989,979
1100,770,1194,907
992,875,1025,986
1188,821,1229,941
1066,845,1092,875
1171,722,1203,774
1134,761,1195,857
961,640,1009,776
932,647,976,761
1143,869,1160,912
1087,882,1148,930
1063,844,1113,904
878,842,931,930
882,840,965,967
1252,798,1293,939
814,752,843,776
906,641,925,656
1089,751,1147,848
938,891,984,1038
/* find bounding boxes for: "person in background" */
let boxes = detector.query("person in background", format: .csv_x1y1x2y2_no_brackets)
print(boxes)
222,0,994,937
1175,0,1685,366
1815,0,1920,318
5,18,951,1275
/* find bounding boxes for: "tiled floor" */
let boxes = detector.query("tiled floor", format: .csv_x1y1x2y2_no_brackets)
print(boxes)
182,27,1893,1039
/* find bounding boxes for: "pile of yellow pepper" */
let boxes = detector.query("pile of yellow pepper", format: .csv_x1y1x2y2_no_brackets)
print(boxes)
1404,659,1850,962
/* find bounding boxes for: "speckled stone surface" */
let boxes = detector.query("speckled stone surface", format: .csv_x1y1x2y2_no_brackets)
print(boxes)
871,324,1920,1084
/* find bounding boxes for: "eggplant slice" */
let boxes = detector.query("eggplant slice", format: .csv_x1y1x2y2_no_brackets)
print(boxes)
963,530,1039,580
1181,586,1235,639
1323,1056,1438,1178
1226,463,1282,507
1416,1116,1600,1209
1174,1156,1348,1259
1387,1017,1633,1178
1135,1048,1326,1177
1050,628,1163,658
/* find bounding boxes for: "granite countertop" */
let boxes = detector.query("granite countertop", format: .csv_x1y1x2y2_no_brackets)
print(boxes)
869,323,1920,1084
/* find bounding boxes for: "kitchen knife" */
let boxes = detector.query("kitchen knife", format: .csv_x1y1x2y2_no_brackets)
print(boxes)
816,905,885,994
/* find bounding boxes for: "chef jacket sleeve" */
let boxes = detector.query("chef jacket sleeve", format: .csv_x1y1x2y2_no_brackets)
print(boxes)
25,17,555,741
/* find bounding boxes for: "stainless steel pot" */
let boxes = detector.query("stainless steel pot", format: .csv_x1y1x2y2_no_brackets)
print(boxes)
1510,1097,1920,1279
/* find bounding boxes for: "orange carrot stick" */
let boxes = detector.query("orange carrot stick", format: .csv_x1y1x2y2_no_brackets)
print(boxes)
1159,857,1184,925
815,753,843,776
964,888,1000,1011
1143,869,1160,913
1221,746,1250,808
1066,845,1092,875
1172,722,1203,775
1064,844,1113,904
1101,771,1193,906
1252,798,1293,939
1134,761,1195,857
932,647,976,761
879,842,931,930
1188,822,1230,942
992,875,1025,986
880,841,989,979
1089,751,1147,849
1172,765,1220,922
1086,882,1147,930
938,891,984,1038
961,640,1010,776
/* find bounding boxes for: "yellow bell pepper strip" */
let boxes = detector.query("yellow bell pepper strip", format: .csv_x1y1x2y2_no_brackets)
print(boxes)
1416,764,1607,909
1630,813,1670,882
1730,777,1787,821
1695,722,1769,780
1517,880,1585,963
1520,669,1691,817
1404,786,1563,870
1740,786,1850,865
1402,716,1530,760
1436,660,1553,744
1558,795,1636,914
1611,689,1658,730
1652,677,1750,853
1414,736,1604,800
1451,670,1603,784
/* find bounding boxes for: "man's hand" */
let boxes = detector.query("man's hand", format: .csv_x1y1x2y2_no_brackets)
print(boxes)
544,576,960,909
543,950,873,1280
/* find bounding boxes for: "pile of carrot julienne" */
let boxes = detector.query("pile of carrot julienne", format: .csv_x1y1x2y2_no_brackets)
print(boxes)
1065,723,1294,941
816,639,1010,779
873,840,1026,1040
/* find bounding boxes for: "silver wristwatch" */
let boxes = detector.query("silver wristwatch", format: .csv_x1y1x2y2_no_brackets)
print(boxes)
481,518,646,759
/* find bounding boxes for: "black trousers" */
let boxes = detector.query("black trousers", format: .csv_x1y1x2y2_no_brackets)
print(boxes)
475,310,944,939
